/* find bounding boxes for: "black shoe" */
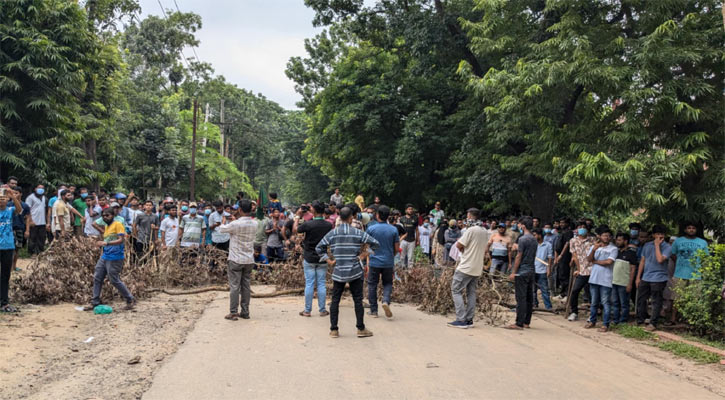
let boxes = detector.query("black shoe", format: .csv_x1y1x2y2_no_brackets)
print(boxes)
466,320,474,327
239,314,250,319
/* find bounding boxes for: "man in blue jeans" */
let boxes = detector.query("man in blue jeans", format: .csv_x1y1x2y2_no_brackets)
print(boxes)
293,201,333,317
532,228,553,310
610,232,638,324
584,228,617,332
366,205,400,319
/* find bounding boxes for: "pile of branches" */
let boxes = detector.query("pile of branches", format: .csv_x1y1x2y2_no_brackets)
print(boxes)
12,239,514,325
391,264,515,326
10,238,306,305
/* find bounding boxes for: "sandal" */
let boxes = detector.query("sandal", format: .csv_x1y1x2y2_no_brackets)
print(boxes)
1,304,19,313
319,310,329,317
299,311,311,317
503,324,523,330
224,313,239,321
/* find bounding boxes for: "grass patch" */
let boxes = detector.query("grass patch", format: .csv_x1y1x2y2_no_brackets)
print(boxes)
611,324,655,340
657,341,721,364
679,333,725,351
17,247,30,259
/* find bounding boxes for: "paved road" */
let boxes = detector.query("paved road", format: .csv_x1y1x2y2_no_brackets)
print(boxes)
144,291,721,400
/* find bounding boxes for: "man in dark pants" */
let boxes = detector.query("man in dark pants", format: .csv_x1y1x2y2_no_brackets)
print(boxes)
316,207,379,338
636,224,671,331
365,205,400,319
505,217,537,330
0,187,23,312
566,221,595,321
554,218,573,297
219,200,257,320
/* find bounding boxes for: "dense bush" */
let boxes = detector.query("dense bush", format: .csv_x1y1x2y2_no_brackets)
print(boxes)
674,244,725,338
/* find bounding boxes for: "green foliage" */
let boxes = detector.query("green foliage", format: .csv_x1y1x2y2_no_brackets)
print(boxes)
611,324,655,340
295,0,725,233
656,341,721,364
0,0,95,185
674,245,725,338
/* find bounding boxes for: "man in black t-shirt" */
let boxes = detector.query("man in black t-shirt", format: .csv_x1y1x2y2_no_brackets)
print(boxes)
398,204,418,268
293,201,333,317
506,217,537,330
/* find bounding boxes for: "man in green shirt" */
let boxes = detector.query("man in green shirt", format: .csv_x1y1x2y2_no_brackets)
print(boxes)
72,187,89,237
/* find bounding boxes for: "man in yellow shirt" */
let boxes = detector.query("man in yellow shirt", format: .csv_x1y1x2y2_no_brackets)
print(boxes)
83,209,135,311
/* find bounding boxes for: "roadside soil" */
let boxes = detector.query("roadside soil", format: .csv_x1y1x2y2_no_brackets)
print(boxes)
2,257,724,400
0,286,215,400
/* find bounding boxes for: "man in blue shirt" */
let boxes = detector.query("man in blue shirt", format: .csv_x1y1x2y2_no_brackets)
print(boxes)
532,228,554,310
671,222,709,280
0,186,23,312
365,205,399,319
635,224,672,331
316,206,379,338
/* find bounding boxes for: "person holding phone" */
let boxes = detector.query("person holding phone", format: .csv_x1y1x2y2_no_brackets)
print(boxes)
0,186,23,312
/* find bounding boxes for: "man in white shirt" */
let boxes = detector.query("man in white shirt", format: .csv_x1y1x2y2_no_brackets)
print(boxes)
208,200,230,251
219,199,257,321
159,205,180,249
25,184,47,254
447,208,490,329
329,188,343,206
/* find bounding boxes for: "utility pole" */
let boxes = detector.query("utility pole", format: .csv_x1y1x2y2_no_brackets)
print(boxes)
219,99,225,155
190,99,198,200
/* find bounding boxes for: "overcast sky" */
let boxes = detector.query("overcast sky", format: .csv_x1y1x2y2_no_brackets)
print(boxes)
136,0,322,110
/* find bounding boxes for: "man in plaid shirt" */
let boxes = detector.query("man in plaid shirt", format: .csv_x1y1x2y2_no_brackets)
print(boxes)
219,199,258,321
316,206,379,338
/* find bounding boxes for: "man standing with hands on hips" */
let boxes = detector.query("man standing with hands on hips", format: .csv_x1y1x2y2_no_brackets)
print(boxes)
316,206,379,338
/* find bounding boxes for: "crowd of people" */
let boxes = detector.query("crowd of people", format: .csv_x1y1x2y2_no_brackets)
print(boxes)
0,178,719,339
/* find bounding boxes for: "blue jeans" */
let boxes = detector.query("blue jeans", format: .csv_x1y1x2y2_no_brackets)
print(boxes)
303,261,327,313
534,273,552,309
368,266,394,313
588,283,612,326
610,284,629,324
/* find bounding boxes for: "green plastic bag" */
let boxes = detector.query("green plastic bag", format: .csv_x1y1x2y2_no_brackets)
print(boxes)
93,305,113,314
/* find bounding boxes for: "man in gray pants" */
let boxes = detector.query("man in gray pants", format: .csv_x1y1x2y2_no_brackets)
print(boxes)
447,208,490,329
220,199,258,320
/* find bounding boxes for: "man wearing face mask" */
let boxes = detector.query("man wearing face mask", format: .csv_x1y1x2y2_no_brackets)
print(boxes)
628,223,642,247
83,208,135,311
418,217,432,260
209,200,230,252
178,202,206,249
179,200,190,216
566,221,595,321
25,184,47,255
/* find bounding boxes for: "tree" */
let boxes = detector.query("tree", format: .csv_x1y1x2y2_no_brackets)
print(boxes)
458,0,724,230
0,0,97,185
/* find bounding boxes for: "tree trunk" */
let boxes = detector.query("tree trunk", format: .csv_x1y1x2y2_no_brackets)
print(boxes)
84,139,99,191
526,177,557,222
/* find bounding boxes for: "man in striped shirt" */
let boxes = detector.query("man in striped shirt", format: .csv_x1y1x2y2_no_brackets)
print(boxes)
316,206,379,338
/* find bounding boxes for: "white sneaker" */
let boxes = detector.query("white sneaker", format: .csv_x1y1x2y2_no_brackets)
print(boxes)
567,313,578,321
